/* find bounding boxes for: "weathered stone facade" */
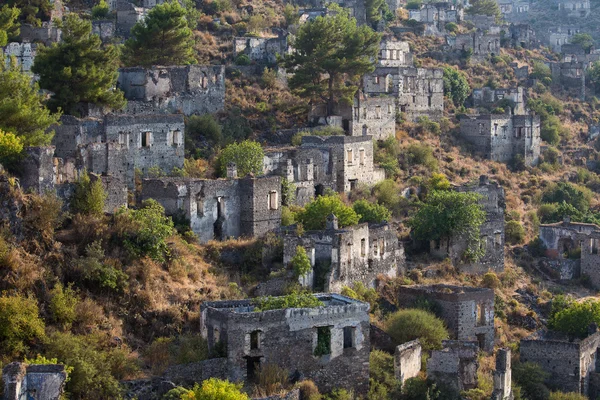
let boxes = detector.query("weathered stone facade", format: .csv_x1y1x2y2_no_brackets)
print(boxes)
141,174,282,243
92,19,116,42
117,65,225,116
394,339,422,385
3,362,68,400
17,22,61,45
397,284,495,351
547,26,582,53
3,42,37,72
557,0,590,17
472,87,526,115
115,0,146,37
52,114,185,190
282,215,404,292
428,176,506,274
459,114,541,166
447,32,501,61
427,341,479,392
520,330,600,395
491,348,513,400
408,3,462,36
233,34,289,65
363,39,444,121
200,294,371,394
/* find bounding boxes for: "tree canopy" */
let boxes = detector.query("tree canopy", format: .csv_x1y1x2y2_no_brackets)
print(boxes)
297,194,360,230
284,6,381,115
466,0,501,20
570,33,594,52
216,140,264,178
254,293,324,311
5,0,51,26
186,378,249,400
32,14,125,114
408,190,486,260
353,199,392,224
443,67,470,107
0,63,60,147
384,308,449,351
0,5,20,47
549,299,600,339
122,0,196,67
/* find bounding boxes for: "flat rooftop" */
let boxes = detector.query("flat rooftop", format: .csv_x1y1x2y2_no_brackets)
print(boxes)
201,293,364,313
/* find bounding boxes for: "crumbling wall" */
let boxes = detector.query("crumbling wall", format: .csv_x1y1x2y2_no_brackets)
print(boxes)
3,362,67,400
92,20,116,42
472,87,525,115
18,147,56,194
427,341,479,392
581,231,600,289
394,340,422,384
233,36,288,64
348,95,396,140
491,348,512,400
3,42,37,72
18,23,61,45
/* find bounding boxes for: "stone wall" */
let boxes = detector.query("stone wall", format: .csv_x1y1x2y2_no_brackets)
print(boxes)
18,146,56,194
18,23,61,45
117,65,226,115
162,358,229,386
397,285,495,351
348,95,396,140
472,87,525,115
427,341,479,392
200,294,371,395
580,230,600,289
233,35,289,64
141,175,282,243
3,362,67,400
3,42,37,72
394,340,421,385
491,348,512,400
116,0,146,37
448,32,501,61
92,20,116,42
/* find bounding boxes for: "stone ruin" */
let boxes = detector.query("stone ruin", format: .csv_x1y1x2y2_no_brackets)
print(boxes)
447,31,501,61
428,176,506,274
115,0,146,37
117,65,226,116
546,26,582,53
394,339,422,385
200,293,371,394
233,33,289,65
472,87,526,115
263,135,386,205
17,22,61,46
520,328,600,396
491,348,513,400
363,38,444,122
557,0,591,18
3,362,68,400
397,284,495,351
427,340,479,392
3,42,37,73
459,114,541,166
408,3,462,36
92,19,116,42
140,171,282,243
282,214,404,292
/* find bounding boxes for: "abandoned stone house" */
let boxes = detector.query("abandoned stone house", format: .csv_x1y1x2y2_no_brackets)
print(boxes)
426,176,506,274
282,214,404,292
538,218,600,286
394,340,422,385
447,32,501,61
52,113,185,190
200,293,370,394
115,0,146,37
548,59,586,99
520,329,600,396
408,3,462,36
17,22,61,45
557,0,591,17
397,284,495,351
3,42,37,72
233,34,289,65
459,113,541,166
263,135,386,204
92,19,116,42
509,23,538,48
117,65,226,116
472,86,526,115
427,341,479,392
362,39,444,121
3,362,68,400
547,26,581,53
491,348,513,400
141,172,282,243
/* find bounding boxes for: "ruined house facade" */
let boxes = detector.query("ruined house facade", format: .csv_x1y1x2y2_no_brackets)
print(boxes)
448,32,501,61
52,114,185,190
263,135,386,205
363,39,444,121
282,215,404,292
520,330,600,395
547,26,581,53
557,0,591,17
3,362,68,400
427,341,479,392
397,284,495,351
200,294,371,394
17,22,61,45
408,3,462,36
233,35,289,64
472,87,526,115
117,65,226,116
3,42,37,72
141,174,282,243
428,176,506,274
459,114,541,166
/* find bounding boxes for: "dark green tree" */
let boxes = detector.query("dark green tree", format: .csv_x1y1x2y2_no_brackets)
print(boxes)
71,172,108,216
297,195,360,230
122,0,196,67
32,14,125,114
443,67,470,107
353,199,392,223
284,6,381,115
5,0,51,26
549,299,600,339
91,0,110,20
466,0,501,21
366,0,390,27
570,33,594,52
0,63,60,147
384,308,449,351
0,5,20,46
408,190,486,261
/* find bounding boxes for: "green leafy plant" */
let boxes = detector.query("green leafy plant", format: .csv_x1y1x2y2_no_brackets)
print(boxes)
353,199,391,224
384,308,449,350
216,140,264,178
297,195,360,230
291,246,312,278
254,293,324,311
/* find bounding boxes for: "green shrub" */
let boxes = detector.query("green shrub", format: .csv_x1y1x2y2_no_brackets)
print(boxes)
481,272,500,289
528,237,547,257
91,0,110,19
0,129,24,169
505,220,525,245
235,54,251,65
373,179,400,210
291,126,345,146
291,246,312,277
297,195,360,230
384,308,449,350
445,22,458,32
541,182,591,214
75,241,128,292
314,326,331,356
443,67,470,107
186,114,223,147
189,378,249,400
512,362,550,400
549,299,600,339
281,206,297,226
405,143,438,171
216,140,264,177
548,392,587,400
353,199,392,224
254,293,324,311
71,172,107,216
49,282,79,328
0,294,45,357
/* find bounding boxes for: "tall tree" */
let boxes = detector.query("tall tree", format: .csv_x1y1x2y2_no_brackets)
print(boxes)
0,5,20,46
122,0,196,67
0,62,60,147
5,0,52,26
443,66,470,107
466,0,501,21
32,14,125,114
283,6,381,115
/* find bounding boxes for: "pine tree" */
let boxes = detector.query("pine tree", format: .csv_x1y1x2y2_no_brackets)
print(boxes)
0,5,20,47
122,0,196,67
5,0,52,26
31,14,125,114
0,63,60,147
283,6,381,115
